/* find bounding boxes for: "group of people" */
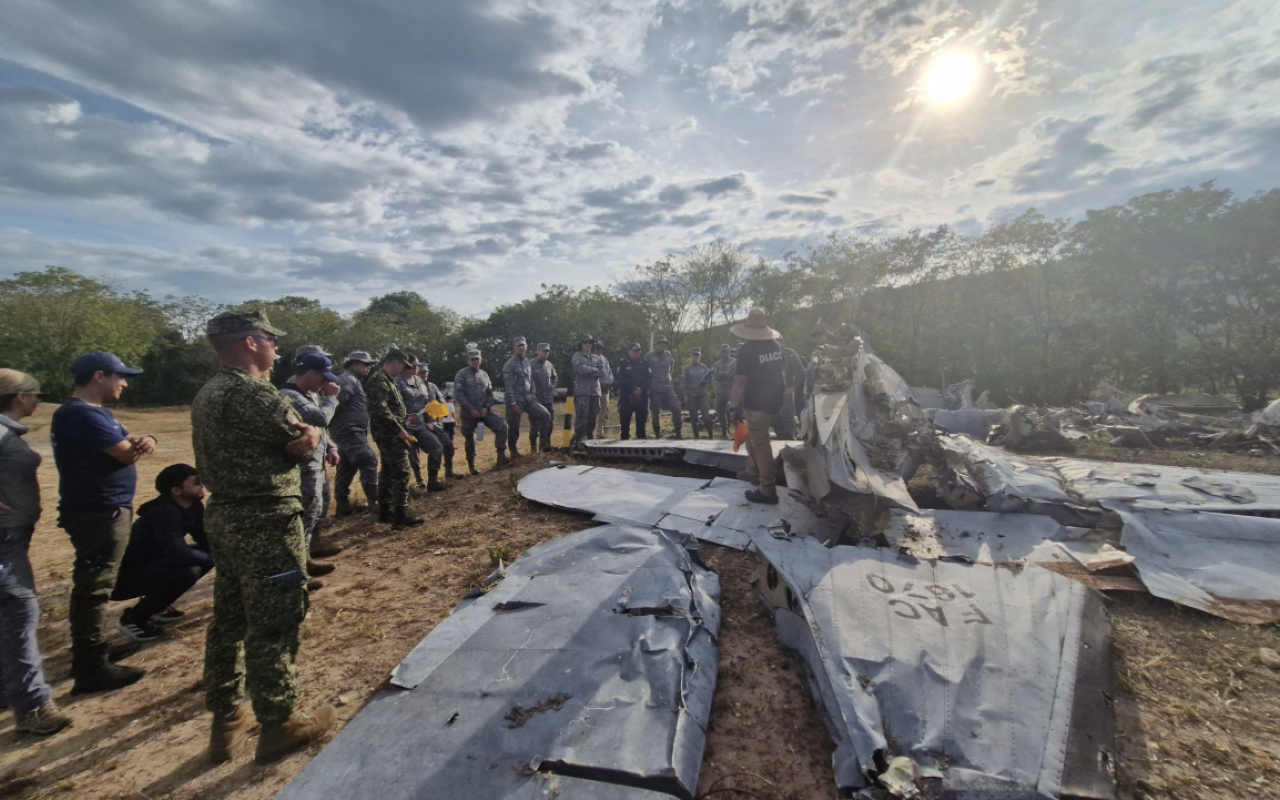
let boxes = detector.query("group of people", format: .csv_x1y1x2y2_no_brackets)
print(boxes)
0,304,796,767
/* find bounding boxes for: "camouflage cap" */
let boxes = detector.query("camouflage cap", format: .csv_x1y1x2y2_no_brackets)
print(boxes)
536,342,551,352
719,344,731,352
467,349,482,359
206,309,286,339
344,350,375,365
579,334,595,345
628,342,642,351
654,335,669,345
512,335,527,347
382,347,409,364
294,344,330,362
690,347,702,355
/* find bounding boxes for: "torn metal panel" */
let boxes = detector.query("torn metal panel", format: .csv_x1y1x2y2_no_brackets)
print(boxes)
749,534,1115,798
1115,508,1280,624
578,437,800,472
936,435,1098,526
881,509,1106,568
932,409,1005,438
1050,458,1280,515
280,525,720,800
517,464,709,526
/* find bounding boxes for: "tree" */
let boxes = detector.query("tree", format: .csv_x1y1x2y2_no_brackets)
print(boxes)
682,239,753,351
613,257,698,353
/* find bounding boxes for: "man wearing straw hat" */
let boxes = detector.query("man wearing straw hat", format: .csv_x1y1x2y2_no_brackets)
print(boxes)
729,309,786,504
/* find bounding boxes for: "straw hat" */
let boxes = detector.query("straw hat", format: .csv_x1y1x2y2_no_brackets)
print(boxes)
730,308,780,341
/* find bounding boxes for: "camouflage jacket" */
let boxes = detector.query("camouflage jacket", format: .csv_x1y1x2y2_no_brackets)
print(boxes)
191,365,306,509
710,357,737,392
331,372,369,443
681,362,712,398
279,383,338,470
531,358,558,405
365,368,408,439
571,352,605,397
453,366,495,416
643,350,676,388
501,354,535,406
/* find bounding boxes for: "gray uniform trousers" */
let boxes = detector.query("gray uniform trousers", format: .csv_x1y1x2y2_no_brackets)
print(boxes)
462,411,509,461
649,386,682,437
300,466,325,547
333,433,378,502
507,401,551,452
687,395,712,436
406,421,444,483
574,395,600,441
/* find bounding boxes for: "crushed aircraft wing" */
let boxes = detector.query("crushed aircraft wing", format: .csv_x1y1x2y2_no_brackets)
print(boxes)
279,524,720,800
578,437,800,472
749,533,1115,798
935,435,1098,526
881,508,1106,567
1115,508,1280,625
1051,458,1280,514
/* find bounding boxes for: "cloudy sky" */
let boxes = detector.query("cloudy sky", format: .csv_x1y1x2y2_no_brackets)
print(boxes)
2,0,1278,315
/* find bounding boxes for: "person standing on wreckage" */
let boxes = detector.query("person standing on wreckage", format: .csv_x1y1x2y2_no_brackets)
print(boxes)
644,335,683,439
331,351,379,517
681,347,713,439
502,336,550,458
729,309,786,505
454,349,511,473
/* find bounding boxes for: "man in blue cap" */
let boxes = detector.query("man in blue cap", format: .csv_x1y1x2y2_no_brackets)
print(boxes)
51,352,156,694
280,350,343,588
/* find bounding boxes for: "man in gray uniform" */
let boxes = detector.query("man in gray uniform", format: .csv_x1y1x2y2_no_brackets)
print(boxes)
681,347,713,439
592,340,613,438
332,351,379,516
418,362,463,480
570,335,605,445
529,343,558,453
501,336,551,458
711,344,737,439
454,350,510,474
395,355,449,493
644,335,682,439
278,351,342,587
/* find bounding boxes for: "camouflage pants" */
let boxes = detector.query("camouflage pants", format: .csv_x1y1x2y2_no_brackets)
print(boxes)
648,385,682,437
333,434,378,501
573,395,600,442
204,503,308,724
374,435,412,512
461,410,509,461
685,395,711,436
507,401,550,452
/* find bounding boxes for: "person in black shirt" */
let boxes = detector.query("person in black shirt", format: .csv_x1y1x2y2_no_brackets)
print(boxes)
112,464,213,642
614,344,652,440
729,309,786,504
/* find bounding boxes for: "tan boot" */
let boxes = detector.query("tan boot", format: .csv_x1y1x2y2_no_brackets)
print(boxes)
255,705,337,765
209,705,259,763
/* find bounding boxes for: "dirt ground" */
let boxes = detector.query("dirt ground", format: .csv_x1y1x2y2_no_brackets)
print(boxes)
2,406,1279,799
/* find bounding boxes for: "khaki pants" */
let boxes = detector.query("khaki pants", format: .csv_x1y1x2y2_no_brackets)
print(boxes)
743,410,778,496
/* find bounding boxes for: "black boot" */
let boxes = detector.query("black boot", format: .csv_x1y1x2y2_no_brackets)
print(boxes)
362,482,380,514
393,508,424,528
467,458,480,476
428,467,449,491
334,496,353,516
528,434,538,454
378,504,392,524
72,663,146,696
445,455,466,480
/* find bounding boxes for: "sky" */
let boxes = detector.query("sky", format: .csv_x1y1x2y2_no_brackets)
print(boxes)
2,0,1279,316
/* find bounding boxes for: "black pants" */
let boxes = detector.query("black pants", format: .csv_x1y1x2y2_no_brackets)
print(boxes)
61,507,132,674
619,392,648,440
115,563,210,619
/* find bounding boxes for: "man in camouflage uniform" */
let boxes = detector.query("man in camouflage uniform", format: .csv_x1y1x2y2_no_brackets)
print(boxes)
395,356,449,493
644,335,682,439
529,343,558,452
454,350,510,474
711,344,737,439
593,340,613,437
279,349,343,587
365,349,423,528
570,335,605,445
502,336,550,458
681,347,713,439
192,310,335,766
331,352,378,516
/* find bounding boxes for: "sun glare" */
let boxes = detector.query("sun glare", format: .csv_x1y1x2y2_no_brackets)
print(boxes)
925,52,980,104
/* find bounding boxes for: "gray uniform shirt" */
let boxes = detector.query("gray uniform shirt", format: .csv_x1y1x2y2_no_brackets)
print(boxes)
279,384,338,471
571,352,605,397
0,414,42,527
331,372,370,443
501,355,536,406
681,362,712,398
644,350,676,389
711,357,737,393
531,358,558,406
454,367,496,416
395,374,429,416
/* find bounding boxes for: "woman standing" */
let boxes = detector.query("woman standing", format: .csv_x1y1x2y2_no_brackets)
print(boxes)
0,369,72,735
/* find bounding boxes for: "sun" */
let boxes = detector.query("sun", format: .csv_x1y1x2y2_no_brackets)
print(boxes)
924,52,981,104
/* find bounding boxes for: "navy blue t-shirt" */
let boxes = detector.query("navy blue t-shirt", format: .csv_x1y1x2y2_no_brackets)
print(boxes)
51,399,137,512
735,339,786,414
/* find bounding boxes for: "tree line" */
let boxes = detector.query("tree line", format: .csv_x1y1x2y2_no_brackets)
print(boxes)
2,182,1277,408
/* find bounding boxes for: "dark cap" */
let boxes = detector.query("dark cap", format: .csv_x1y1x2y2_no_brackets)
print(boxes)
155,463,198,495
205,309,286,339
579,335,595,345
383,347,408,364
536,342,551,352
690,347,702,355
593,340,605,349
71,352,143,378
344,350,375,366
296,353,339,382
629,343,642,351
294,344,330,361
654,335,669,345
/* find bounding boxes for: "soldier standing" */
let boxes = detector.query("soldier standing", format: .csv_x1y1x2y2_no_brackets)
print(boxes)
592,340,613,438
528,343,558,453
395,356,449,493
644,336,683,439
711,344,737,439
681,347,713,439
454,350,511,473
614,344,650,440
570,336,605,445
365,349,423,528
501,337,550,458
331,352,379,517
192,310,335,765
279,350,343,588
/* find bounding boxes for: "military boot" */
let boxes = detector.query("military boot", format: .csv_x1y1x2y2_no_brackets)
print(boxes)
310,532,343,559
528,434,538,455
427,468,449,492
209,705,259,763
393,508,425,529
495,450,512,468
71,663,146,696
444,454,465,480
378,504,393,524
334,496,354,517
362,482,379,514
467,458,480,476
510,445,523,459
254,705,337,766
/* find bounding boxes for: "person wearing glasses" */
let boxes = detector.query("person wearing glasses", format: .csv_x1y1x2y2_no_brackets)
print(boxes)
192,310,335,765
51,352,156,695
0,369,73,735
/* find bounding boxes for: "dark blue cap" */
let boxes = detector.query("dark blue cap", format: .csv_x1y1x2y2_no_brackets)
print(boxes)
71,352,143,378
296,353,339,383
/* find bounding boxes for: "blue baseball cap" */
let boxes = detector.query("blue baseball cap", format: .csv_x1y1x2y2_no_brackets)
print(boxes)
296,353,339,383
71,352,143,379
